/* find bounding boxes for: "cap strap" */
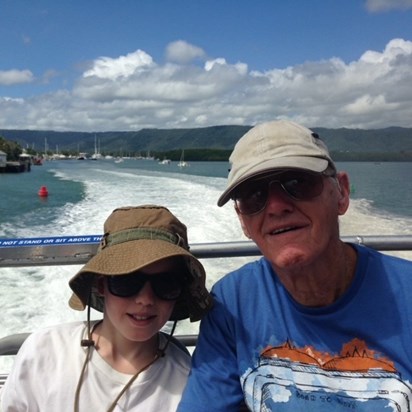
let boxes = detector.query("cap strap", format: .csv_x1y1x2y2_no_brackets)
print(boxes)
100,228,186,250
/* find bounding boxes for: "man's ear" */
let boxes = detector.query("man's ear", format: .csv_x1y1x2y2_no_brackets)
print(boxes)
336,172,350,215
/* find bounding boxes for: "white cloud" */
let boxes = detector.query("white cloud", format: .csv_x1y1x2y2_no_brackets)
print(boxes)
83,50,154,80
366,0,412,12
204,58,248,76
343,94,399,115
165,40,206,64
0,70,34,86
204,58,227,71
0,39,412,131
360,38,412,63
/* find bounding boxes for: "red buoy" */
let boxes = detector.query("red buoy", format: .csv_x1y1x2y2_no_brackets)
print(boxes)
38,186,49,197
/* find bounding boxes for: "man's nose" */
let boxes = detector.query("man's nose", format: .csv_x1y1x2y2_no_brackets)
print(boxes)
264,181,295,214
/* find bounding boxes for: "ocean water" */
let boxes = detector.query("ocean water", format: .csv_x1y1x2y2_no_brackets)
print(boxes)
1,159,412,371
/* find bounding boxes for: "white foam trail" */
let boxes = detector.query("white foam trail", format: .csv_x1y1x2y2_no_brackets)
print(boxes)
341,198,412,260
1,163,412,371
0,166,245,370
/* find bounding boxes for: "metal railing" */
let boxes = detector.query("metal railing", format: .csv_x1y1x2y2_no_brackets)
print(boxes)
2,234,412,267
1,234,412,358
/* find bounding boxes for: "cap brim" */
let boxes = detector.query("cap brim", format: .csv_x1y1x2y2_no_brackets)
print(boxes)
217,156,329,206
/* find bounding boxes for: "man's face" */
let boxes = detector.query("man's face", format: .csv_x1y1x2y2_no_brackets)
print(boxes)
235,171,350,272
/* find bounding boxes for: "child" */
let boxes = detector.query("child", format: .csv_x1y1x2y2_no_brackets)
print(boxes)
1,205,212,411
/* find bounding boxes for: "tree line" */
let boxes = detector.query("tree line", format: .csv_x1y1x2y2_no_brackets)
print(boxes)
1,124,412,162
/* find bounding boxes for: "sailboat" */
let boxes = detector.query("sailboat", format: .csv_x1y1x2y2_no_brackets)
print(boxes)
177,150,189,168
91,135,102,160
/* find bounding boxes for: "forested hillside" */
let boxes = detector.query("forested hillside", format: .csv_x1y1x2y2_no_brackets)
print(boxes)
1,125,411,161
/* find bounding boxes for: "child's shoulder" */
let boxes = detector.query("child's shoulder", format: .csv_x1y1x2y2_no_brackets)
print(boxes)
24,321,86,348
160,333,191,369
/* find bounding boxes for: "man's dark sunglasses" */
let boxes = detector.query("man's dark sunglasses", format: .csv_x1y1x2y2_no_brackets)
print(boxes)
107,272,185,301
233,170,331,215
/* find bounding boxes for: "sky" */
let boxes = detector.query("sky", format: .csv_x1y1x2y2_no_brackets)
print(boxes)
1,0,412,132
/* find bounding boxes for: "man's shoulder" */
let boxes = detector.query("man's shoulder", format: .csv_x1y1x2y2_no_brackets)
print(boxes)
211,258,272,302
215,257,267,283
357,244,412,265
356,244,412,279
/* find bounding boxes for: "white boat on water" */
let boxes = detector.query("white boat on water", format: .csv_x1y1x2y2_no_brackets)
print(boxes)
177,150,189,168
91,135,102,160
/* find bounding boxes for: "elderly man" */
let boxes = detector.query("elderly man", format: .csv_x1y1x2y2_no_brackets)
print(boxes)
178,120,412,411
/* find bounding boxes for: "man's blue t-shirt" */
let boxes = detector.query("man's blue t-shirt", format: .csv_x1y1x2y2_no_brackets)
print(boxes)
178,244,412,411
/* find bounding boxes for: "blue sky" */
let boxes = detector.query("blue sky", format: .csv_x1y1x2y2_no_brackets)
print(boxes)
1,0,412,131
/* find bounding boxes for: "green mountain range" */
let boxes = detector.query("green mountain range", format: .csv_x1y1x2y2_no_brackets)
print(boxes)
1,125,412,161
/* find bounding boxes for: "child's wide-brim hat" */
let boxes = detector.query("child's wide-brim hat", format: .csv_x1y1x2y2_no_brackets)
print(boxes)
68,205,212,322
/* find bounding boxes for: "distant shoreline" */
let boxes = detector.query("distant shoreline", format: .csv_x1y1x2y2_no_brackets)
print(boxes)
1,125,412,162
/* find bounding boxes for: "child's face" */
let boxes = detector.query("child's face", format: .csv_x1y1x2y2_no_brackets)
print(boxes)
102,257,181,343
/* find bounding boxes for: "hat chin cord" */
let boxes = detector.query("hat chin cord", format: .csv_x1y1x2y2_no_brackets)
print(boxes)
73,293,178,412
